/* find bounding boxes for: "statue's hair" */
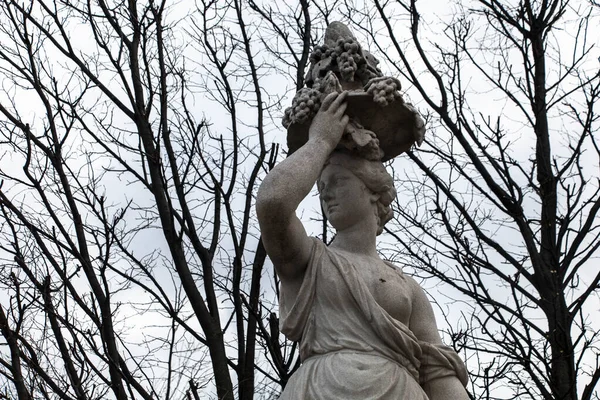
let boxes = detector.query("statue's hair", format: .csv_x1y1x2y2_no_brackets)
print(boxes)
318,151,396,235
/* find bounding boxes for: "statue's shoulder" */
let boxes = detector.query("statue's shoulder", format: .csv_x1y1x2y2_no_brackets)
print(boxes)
309,236,327,249
382,259,406,276
379,262,426,294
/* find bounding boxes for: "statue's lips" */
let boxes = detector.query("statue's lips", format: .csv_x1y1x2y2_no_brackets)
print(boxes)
327,203,339,212
286,91,425,162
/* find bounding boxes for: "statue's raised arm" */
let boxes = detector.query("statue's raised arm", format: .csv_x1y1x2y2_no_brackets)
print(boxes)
257,22,468,399
256,92,349,283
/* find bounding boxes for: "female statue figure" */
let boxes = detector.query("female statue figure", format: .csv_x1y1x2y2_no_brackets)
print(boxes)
256,92,469,399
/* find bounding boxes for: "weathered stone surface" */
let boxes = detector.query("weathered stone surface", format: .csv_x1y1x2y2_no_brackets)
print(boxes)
283,22,425,162
257,22,468,400
287,91,425,162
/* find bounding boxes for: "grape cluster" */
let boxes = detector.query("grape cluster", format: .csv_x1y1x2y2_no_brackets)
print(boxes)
339,124,384,161
282,87,322,128
333,38,361,81
310,45,334,63
365,77,402,107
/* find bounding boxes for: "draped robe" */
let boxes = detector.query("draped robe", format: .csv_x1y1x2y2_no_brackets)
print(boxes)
279,238,468,399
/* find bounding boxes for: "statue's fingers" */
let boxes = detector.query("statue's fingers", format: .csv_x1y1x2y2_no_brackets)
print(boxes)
334,101,348,118
341,114,350,127
320,92,338,111
329,91,348,112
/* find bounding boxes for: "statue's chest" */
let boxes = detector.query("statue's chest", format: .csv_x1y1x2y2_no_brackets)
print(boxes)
318,251,414,327
355,261,413,327
318,255,412,326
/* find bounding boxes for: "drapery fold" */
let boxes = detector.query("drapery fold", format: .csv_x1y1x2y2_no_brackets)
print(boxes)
279,238,467,399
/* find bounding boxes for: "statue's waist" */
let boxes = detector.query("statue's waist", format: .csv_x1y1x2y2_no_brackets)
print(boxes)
304,349,419,379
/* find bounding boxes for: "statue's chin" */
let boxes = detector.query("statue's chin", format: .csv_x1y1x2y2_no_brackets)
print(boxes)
327,215,356,234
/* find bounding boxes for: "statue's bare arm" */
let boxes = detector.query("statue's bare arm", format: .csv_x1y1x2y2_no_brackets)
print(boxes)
256,92,349,282
408,277,470,400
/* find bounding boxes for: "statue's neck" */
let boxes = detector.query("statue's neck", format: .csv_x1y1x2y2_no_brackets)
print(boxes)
329,224,379,259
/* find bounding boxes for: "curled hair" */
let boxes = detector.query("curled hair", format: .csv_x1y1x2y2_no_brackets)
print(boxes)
319,151,396,235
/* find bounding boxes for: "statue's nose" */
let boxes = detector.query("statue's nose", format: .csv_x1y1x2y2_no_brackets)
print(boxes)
320,187,334,202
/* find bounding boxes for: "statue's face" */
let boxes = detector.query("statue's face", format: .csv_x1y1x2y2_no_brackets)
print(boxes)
318,164,377,232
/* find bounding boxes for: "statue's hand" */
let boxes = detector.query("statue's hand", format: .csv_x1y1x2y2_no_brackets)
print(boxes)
308,91,349,150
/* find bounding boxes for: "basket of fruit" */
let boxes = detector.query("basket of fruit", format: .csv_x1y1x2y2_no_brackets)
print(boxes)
282,22,425,162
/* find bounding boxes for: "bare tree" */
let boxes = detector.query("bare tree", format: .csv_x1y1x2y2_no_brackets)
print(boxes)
0,0,328,398
339,0,600,399
4,0,596,399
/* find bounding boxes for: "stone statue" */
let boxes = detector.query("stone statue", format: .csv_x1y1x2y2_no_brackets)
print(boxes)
256,23,468,399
